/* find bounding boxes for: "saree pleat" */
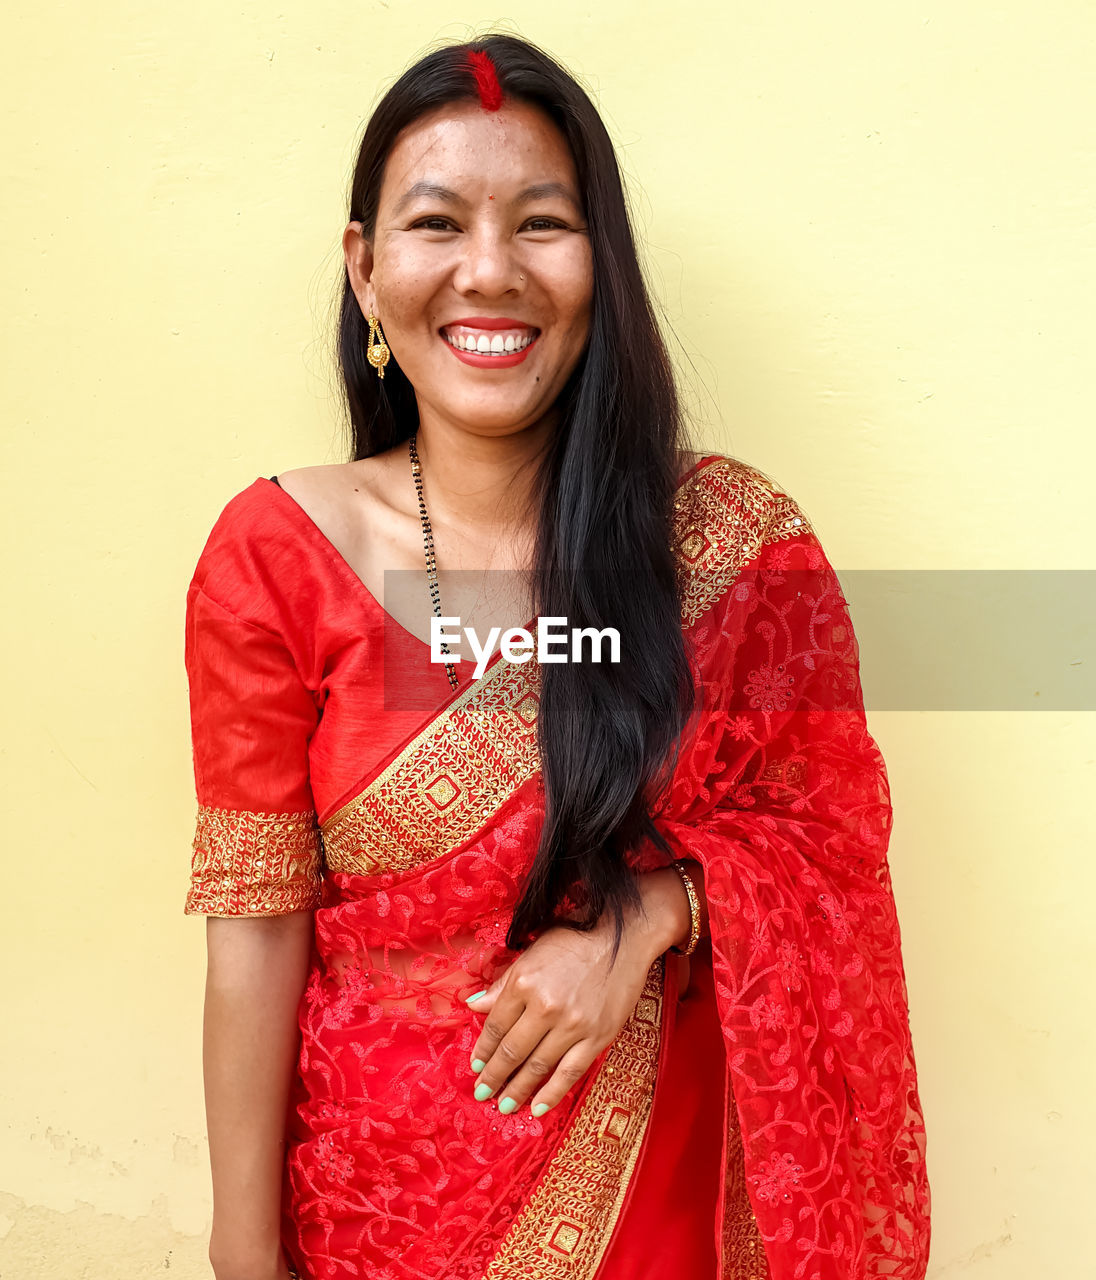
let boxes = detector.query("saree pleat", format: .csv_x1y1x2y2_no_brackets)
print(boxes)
183,454,928,1280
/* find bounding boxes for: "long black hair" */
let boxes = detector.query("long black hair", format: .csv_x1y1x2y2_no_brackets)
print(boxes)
338,33,698,960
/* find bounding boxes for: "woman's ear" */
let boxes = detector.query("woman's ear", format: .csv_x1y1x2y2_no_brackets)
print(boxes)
343,221,374,315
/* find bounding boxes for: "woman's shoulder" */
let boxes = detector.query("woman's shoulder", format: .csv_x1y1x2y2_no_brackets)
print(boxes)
191,477,277,581
679,450,814,541
673,453,821,620
188,469,340,619
272,458,394,551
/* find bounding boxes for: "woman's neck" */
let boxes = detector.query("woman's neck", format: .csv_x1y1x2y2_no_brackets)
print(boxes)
409,418,552,542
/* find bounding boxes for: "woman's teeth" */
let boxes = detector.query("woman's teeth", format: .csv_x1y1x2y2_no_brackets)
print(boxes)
443,330,536,354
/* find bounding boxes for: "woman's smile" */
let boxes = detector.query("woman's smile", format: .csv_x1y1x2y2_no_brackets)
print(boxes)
439,318,542,368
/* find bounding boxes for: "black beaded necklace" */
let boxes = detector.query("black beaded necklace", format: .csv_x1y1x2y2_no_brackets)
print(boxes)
408,432,460,690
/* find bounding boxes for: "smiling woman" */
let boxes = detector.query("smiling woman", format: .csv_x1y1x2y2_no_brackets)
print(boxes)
183,32,929,1280
344,95,593,434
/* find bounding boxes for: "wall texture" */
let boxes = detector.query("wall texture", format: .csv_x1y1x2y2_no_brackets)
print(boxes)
2,4,1091,1276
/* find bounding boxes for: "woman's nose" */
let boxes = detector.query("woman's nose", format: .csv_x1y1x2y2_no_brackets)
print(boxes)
452,227,525,295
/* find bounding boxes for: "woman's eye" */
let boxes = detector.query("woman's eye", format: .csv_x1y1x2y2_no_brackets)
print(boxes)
409,217,567,232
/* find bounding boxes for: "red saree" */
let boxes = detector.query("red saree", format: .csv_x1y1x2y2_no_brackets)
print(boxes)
184,454,930,1279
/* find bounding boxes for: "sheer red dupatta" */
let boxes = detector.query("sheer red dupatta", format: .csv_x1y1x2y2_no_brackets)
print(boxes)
640,461,930,1278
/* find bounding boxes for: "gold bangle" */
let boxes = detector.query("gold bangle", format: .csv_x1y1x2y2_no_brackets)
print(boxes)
668,859,700,957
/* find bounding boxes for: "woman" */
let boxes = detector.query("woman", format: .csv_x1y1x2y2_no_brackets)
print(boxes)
184,34,930,1280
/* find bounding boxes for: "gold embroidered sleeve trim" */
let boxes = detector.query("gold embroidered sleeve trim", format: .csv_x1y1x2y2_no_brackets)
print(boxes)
184,805,324,916
485,956,666,1278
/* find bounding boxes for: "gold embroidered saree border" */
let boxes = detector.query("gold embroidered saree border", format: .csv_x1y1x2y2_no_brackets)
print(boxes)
320,457,813,881
484,955,666,1278
673,457,813,628
321,658,543,876
720,1093,771,1279
184,805,323,916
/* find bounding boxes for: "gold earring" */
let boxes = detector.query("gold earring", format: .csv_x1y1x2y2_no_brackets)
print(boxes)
366,311,390,379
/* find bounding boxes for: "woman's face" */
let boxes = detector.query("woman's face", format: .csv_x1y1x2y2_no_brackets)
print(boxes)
345,98,594,440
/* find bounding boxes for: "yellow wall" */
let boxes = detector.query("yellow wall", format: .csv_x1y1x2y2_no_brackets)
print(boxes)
2,4,1091,1275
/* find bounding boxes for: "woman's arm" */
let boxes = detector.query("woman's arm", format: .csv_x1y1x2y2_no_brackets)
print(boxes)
632,858,709,955
203,911,312,1280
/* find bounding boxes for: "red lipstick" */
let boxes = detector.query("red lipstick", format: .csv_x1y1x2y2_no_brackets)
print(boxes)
439,317,541,369
441,316,539,330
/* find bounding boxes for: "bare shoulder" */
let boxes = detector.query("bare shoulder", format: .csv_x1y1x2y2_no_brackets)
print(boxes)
275,451,407,543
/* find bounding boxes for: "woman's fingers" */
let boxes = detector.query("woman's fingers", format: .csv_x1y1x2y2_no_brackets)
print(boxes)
524,1039,601,1116
465,927,650,1117
470,1003,555,1101
470,985,604,1116
493,1031,600,1117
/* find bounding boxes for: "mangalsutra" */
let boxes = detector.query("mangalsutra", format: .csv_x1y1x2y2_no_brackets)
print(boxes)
409,432,460,690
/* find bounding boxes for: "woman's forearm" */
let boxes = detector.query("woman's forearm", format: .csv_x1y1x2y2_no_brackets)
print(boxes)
203,911,313,1279
635,858,709,957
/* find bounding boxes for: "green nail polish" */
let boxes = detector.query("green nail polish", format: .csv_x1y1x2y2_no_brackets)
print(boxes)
465,991,487,1003
474,1082,495,1102
471,1058,486,1073
531,1102,550,1118
498,1096,518,1115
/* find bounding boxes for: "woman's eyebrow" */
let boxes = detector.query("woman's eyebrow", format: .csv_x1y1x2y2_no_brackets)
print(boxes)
393,180,581,214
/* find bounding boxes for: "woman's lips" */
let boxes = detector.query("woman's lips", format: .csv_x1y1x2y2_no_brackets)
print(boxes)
439,330,540,369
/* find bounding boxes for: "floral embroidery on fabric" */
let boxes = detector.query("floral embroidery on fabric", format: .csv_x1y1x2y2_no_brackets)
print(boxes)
743,663,796,713
749,1152,804,1206
206,456,931,1280
774,939,807,992
750,993,789,1032
315,1133,355,1185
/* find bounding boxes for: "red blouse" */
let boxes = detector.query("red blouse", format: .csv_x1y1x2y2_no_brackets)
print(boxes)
183,476,489,915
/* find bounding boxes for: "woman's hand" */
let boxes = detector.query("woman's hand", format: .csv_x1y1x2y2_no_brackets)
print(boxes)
465,865,693,1117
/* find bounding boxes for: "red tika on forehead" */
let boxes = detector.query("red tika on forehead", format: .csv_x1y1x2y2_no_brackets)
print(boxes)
465,48,504,111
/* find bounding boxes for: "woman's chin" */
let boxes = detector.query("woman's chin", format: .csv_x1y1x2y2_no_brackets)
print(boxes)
430,400,552,435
